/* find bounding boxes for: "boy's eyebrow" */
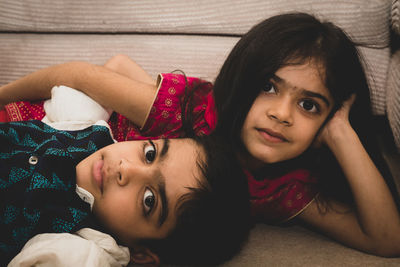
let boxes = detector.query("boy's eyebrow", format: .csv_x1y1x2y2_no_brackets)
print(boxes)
157,138,170,227
157,177,168,227
159,139,170,162
271,74,331,107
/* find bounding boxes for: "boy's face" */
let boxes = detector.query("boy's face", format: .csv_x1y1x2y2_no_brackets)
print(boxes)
75,138,203,246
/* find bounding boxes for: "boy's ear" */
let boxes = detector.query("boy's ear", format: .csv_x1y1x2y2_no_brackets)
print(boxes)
130,245,160,267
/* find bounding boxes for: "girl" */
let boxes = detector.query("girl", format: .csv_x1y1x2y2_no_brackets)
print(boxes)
214,12,400,256
2,12,400,257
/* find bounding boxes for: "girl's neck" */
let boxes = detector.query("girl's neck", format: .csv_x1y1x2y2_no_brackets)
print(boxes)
238,151,264,172
238,148,317,178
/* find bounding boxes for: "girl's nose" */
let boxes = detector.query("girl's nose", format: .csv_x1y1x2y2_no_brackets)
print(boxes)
267,97,293,126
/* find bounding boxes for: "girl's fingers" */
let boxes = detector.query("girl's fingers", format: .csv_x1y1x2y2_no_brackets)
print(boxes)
343,94,356,111
335,94,356,119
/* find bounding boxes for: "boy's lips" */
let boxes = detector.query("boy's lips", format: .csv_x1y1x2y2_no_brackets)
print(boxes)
257,128,288,143
93,159,104,193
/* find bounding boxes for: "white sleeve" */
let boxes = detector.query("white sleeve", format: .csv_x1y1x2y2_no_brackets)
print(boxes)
8,228,130,267
42,85,113,131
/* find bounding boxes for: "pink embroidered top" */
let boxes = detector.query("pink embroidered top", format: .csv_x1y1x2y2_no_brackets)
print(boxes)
1,73,317,223
107,73,216,141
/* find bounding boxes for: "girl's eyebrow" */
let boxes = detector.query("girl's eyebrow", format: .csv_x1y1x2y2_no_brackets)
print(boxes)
302,90,331,107
271,74,331,107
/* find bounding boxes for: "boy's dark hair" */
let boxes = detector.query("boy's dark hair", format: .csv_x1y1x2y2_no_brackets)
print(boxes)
140,133,251,265
213,13,399,206
138,71,251,265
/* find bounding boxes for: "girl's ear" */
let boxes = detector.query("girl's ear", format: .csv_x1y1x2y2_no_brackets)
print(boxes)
130,246,160,266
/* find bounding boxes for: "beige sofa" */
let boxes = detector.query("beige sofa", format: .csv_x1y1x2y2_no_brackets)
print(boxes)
1,0,400,266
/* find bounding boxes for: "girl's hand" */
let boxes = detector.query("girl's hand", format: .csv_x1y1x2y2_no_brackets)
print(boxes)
0,86,8,110
301,92,400,256
315,94,356,148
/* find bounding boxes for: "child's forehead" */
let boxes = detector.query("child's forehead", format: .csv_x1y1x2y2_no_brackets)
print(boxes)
156,138,203,181
152,138,204,232
169,138,205,160
274,62,325,84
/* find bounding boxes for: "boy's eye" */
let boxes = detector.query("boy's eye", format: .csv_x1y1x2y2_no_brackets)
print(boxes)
143,188,155,214
144,141,156,163
299,99,319,113
263,82,276,94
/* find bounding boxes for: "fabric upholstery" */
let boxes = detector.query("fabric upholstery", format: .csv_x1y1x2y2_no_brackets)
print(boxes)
392,0,400,34
388,50,400,150
0,0,394,116
1,1,400,265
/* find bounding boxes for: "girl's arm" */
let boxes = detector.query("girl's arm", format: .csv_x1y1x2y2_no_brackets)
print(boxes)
103,54,156,86
0,61,156,127
298,96,400,257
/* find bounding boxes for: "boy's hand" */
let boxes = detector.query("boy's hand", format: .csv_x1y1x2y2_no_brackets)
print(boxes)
314,94,356,148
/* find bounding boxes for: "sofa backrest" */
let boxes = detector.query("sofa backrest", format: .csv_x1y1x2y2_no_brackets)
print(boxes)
0,0,394,116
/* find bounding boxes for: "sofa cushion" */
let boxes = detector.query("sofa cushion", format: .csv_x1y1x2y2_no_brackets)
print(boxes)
0,0,393,117
387,50,400,151
0,0,392,47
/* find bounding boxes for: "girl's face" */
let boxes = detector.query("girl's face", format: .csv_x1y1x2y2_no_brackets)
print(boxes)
241,62,334,167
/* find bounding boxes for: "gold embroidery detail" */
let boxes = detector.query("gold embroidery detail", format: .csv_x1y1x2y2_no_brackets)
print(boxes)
161,110,169,118
168,87,176,95
282,194,319,223
296,192,303,200
7,102,23,121
165,98,172,107
141,74,163,130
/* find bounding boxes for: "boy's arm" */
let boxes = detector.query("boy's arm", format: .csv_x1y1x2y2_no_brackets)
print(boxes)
42,85,112,131
0,61,156,128
8,229,130,267
298,96,400,256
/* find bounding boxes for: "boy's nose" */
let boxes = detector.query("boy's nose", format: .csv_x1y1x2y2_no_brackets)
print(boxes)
267,97,293,126
117,158,147,186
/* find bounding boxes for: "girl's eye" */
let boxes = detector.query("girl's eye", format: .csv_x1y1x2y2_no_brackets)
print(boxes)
144,141,156,163
143,188,155,215
263,82,277,94
299,99,319,113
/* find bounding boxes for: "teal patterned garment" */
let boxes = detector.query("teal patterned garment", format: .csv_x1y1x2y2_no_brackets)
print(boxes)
0,120,114,265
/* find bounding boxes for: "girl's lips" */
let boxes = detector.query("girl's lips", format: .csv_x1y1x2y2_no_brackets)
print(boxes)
257,128,288,143
93,159,104,193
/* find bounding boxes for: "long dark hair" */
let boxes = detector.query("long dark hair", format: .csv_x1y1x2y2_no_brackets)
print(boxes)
213,13,399,205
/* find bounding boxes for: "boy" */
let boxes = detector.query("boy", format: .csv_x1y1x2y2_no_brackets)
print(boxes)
1,86,250,266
